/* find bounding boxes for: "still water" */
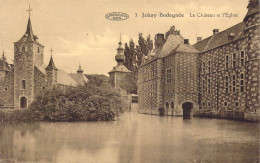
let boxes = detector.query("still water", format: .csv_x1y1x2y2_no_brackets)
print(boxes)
0,112,259,163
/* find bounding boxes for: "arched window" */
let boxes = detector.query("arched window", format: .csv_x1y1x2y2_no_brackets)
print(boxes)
21,80,26,89
166,102,169,109
20,97,27,109
171,102,174,109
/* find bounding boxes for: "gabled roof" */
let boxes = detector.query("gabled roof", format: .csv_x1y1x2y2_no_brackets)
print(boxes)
193,22,245,52
57,69,78,86
144,33,198,64
45,56,58,71
69,73,89,86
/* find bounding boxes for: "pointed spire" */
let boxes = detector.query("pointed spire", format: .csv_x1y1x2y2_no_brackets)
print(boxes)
46,49,58,71
115,34,125,65
1,50,9,72
24,4,34,41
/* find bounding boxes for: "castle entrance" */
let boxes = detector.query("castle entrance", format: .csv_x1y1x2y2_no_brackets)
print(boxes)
20,97,27,109
182,102,193,119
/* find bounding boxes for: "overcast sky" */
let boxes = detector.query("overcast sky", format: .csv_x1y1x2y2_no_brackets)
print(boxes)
0,0,248,75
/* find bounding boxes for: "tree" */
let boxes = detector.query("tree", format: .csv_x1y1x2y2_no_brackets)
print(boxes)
124,34,153,72
122,34,153,94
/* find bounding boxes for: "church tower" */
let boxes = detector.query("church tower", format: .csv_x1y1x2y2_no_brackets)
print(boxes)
13,6,44,109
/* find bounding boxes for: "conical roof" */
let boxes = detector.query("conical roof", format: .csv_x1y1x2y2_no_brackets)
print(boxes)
45,56,58,71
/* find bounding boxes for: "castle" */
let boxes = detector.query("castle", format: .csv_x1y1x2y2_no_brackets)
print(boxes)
0,13,88,109
138,0,259,121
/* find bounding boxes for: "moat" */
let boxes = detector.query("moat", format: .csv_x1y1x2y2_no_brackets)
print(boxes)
0,112,259,163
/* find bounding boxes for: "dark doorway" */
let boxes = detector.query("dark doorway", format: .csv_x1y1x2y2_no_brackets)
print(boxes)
20,97,27,109
159,107,164,116
182,102,193,119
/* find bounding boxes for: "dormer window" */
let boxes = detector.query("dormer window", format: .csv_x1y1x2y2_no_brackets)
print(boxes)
22,45,25,52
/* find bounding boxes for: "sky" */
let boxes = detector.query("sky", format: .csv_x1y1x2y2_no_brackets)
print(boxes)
0,0,248,75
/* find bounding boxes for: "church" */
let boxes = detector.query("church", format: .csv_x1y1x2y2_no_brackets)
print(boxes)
138,0,259,121
0,10,88,109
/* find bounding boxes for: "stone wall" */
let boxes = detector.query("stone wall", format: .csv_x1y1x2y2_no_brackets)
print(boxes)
199,39,247,118
34,67,46,97
0,70,14,108
14,42,35,109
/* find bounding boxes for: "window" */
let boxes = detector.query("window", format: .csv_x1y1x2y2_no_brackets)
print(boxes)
4,87,7,92
38,47,40,53
202,102,206,106
170,102,174,109
166,102,169,109
235,102,239,107
233,53,236,68
208,60,211,73
208,102,211,107
232,74,236,93
22,45,25,52
208,78,211,94
202,62,206,74
225,55,229,69
21,80,26,89
240,51,245,66
225,75,229,93
166,68,172,84
224,101,228,107
240,73,245,92
202,79,206,94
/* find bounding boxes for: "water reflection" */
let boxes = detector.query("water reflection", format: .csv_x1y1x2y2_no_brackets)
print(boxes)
0,113,259,162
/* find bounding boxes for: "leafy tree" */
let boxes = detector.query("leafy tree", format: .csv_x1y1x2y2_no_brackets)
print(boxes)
124,34,153,72
122,34,153,94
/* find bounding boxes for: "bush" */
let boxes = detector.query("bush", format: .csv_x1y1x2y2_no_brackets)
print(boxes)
29,83,123,122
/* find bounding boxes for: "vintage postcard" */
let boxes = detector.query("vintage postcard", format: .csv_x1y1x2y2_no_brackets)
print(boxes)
0,0,259,162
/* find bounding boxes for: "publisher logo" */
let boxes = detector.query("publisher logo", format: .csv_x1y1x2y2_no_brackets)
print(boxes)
105,12,129,21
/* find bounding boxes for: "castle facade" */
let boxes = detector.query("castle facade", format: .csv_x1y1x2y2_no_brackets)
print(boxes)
138,0,259,121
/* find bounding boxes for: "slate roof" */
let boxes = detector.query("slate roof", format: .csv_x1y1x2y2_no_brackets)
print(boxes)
109,65,131,73
193,22,245,52
45,56,58,71
0,59,10,72
57,69,78,86
69,73,89,86
157,34,199,58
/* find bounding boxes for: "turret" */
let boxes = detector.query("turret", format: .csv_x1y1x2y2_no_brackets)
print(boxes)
77,65,83,74
115,37,125,66
243,0,260,118
45,55,58,86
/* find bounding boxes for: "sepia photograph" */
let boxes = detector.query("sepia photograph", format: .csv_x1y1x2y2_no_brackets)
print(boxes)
0,0,259,162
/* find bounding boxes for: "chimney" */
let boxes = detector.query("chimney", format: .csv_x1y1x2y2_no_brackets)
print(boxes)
197,37,202,42
184,39,189,45
156,33,164,47
228,33,235,41
213,29,219,35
